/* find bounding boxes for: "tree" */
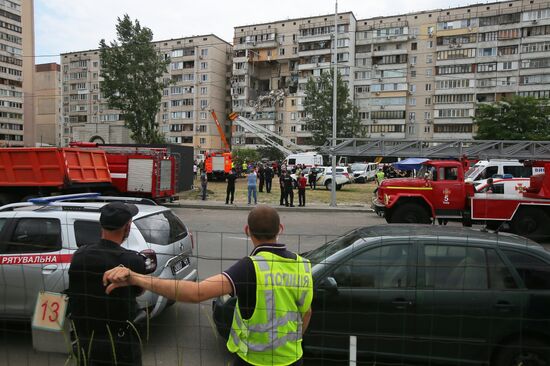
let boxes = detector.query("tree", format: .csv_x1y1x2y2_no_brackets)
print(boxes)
100,15,170,144
474,96,550,140
232,148,259,167
256,146,285,162
303,70,362,146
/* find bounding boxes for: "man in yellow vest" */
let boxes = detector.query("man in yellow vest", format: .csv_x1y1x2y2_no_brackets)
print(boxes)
103,205,313,366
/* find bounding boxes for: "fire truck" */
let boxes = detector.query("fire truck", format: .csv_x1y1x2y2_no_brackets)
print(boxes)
373,159,550,242
204,111,232,180
70,142,178,202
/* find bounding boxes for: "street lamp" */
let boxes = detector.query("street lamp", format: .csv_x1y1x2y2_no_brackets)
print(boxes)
330,0,338,207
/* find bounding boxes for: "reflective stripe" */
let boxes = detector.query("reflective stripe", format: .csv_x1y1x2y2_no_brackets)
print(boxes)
296,291,308,307
252,256,270,271
302,259,310,273
247,311,301,332
247,330,302,352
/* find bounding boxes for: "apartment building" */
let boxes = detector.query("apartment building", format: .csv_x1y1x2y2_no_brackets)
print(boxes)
356,0,550,140
232,0,550,146
34,63,61,146
231,13,356,149
0,0,32,147
61,35,232,154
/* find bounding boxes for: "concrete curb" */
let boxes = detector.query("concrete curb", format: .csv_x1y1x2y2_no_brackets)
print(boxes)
165,201,374,213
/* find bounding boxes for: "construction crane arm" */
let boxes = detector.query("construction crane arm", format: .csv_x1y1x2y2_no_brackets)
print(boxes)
210,110,231,152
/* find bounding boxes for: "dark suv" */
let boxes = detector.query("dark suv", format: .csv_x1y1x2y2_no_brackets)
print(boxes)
213,225,550,365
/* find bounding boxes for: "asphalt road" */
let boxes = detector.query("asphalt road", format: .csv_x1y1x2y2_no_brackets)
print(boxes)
0,207,384,366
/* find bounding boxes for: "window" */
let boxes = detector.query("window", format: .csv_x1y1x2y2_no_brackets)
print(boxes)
3,218,61,253
423,246,487,289
411,42,417,51
411,70,416,77
200,48,208,57
487,250,517,289
409,84,416,93
201,74,208,82
200,138,206,144
409,97,416,106
409,112,416,121
134,212,187,246
426,68,432,77
74,220,101,247
426,54,433,63
410,56,417,65
425,97,432,105
279,48,285,56
200,111,207,120
332,245,410,288
200,62,208,70
503,250,550,289
425,83,432,91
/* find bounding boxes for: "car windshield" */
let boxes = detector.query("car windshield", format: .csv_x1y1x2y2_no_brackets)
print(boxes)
303,230,363,265
134,210,188,245
465,166,482,179
351,163,367,171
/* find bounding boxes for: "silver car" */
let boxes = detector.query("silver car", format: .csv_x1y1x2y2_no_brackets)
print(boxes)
0,195,197,321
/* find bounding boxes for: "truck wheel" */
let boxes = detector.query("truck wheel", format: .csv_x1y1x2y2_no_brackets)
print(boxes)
493,336,549,366
511,207,550,241
389,203,431,224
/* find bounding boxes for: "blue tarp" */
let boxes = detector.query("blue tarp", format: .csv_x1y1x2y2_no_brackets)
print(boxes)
392,158,429,171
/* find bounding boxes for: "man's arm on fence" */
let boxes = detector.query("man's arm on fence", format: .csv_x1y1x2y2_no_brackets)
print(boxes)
103,267,232,303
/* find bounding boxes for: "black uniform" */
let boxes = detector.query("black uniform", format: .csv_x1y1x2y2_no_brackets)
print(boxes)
264,167,273,193
283,174,294,207
258,166,265,192
68,239,146,366
226,172,237,204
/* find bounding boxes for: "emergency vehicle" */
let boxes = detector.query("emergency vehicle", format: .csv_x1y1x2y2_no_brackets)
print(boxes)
373,160,550,242
203,111,233,180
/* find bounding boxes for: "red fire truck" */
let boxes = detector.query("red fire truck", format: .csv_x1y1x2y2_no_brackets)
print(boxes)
373,160,550,242
70,143,178,202
203,111,232,180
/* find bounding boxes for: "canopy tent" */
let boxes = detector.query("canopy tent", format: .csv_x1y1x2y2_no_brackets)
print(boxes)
392,158,429,171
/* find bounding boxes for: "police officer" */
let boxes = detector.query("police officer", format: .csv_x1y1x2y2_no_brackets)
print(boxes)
68,202,146,366
104,205,313,366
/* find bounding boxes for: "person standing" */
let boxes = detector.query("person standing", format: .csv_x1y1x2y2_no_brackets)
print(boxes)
258,164,265,193
247,168,258,205
242,161,248,175
200,171,208,200
279,172,286,206
193,161,198,179
283,170,295,207
226,168,237,205
309,169,317,190
264,165,273,193
103,206,313,366
376,168,385,186
68,202,147,366
298,173,307,207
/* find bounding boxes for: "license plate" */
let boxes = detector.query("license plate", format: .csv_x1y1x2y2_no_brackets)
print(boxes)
171,257,190,275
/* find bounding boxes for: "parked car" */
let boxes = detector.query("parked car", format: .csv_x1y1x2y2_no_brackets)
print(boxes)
350,162,378,183
212,225,550,365
0,193,197,322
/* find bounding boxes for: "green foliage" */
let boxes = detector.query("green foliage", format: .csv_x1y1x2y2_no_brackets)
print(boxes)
232,148,259,167
256,146,285,162
474,96,550,140
99,15,170,144
303,70,362,146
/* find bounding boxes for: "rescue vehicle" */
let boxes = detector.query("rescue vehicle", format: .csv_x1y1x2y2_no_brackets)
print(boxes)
373,160,550,242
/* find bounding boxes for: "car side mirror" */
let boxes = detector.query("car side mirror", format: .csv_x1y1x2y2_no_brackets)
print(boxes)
318,277,338,293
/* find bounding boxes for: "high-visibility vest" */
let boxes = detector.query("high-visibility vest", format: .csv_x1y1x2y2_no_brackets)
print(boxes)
376,171,385,183
227,251,313,366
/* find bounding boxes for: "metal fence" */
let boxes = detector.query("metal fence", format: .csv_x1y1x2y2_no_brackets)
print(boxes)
1,229,550,366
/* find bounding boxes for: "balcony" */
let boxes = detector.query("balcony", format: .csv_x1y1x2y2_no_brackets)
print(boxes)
297,34,332,43
371,34,410,44
298,61,331,71
299,48,332,57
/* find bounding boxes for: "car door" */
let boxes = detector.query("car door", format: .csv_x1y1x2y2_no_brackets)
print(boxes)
0,213,69,317
431,166,465,217
308,241,416,360
414,242,494,364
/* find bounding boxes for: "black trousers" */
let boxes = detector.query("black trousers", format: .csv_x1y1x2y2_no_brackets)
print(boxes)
310,179,316,190
226,185,235,203
232,354,303,366
284,188,294,206
280,186,285,205
265,179,272,193
259,178,265,192
73,331,142,366
298,188,306,206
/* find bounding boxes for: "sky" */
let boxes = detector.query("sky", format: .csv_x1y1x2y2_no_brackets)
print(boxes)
35,0,498,64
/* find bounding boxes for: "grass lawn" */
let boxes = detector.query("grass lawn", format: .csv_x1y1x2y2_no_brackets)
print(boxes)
179,177,377,205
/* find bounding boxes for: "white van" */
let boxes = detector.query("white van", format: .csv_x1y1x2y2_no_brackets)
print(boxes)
350,162,378,183
284,152,323,169
465,159,544,185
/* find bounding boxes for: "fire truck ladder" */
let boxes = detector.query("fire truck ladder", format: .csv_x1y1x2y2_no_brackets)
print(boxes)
323,139,550,160
228,113,307,156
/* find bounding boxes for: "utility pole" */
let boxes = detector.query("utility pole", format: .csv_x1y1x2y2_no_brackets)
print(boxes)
330,0,338,207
